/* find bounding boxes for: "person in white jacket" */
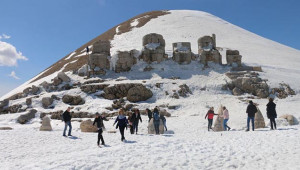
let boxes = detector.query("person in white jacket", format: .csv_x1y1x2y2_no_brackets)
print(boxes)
222,106,231,131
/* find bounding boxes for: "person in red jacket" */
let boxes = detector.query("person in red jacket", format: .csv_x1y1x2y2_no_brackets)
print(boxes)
205,107,218,131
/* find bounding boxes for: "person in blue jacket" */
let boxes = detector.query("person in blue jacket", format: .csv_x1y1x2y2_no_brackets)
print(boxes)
113,108,128,141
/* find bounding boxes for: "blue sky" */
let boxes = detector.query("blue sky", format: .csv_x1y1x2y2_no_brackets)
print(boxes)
0,0,299,98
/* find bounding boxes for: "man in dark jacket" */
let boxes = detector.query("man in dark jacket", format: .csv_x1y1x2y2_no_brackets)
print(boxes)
63,107,72,136
267,98,277,130
93,113,109,146
146,108,152,122
246,101,257,131
131,109,142,134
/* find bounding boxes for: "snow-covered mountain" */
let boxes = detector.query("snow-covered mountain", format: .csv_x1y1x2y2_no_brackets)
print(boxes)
1,10,300,170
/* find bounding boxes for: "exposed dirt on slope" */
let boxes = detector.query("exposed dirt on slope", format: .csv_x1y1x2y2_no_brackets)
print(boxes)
31,10,170,83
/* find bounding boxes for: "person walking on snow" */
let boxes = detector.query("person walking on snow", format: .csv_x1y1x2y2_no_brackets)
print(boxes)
93,113,109,146
131,109,142,134
205,107,218,131
62,107,72,136
113,108,128,141
153,107,160,134
222,106,231,131
266,98,277,130
246,100,257,131
86,46,89,55
146,108,152,122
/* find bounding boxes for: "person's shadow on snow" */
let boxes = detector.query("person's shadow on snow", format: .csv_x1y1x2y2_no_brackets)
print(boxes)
68,136,81,140
124,140,137,144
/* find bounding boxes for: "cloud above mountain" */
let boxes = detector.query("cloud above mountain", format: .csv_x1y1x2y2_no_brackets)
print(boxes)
8,71,20,80
0,40,28,67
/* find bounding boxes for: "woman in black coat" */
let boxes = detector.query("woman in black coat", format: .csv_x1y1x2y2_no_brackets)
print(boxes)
131,109,142,134
266,98,277,130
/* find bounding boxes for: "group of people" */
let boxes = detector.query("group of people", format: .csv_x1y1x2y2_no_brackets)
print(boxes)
204,98,278,132
61,98,277,146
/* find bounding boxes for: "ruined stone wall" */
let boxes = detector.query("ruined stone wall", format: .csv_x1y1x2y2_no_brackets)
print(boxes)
198,34,221,65
141,33,166,63
115,50,137,73
226,50,242,67
88,40,111,75
172,42,192,64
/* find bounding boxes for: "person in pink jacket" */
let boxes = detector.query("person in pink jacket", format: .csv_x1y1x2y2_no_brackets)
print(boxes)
222,106,231,131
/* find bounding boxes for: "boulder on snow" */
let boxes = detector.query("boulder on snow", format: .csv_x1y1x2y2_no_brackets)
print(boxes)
42,97,53,108
127,85,153,102
279,114,299,125
26,98,32,106
17,109,37,124
62,95,85,105
80,119,98,132
254,108,265,129
57,72,71,82
39,116,52,131
78,64,89,77
148,119,165,134
232,87,243,96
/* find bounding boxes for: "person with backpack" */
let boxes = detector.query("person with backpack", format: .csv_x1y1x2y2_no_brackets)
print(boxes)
93,113,109,146
146,108,152,122
246,100,258,131
266,98,277,130
62,107,72,136
127,112,134,134
222,106,231,131
153,107,160,134
160,114,167,131
205,107,218,131
113,108,128,141
131,109,142,134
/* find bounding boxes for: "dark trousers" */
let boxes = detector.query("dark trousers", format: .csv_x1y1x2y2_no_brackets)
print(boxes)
63,121,72,136
154,120,160,134
208,119,213,131
133,122,139,133
119,126,126,141
247,117,255,131
270,118,277,129
97,128,104,145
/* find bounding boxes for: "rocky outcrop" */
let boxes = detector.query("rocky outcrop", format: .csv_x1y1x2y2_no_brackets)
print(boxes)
80,84,109,94
270,83,296,99
39,116,53,131
7,92,25,101
0,127,13,130
26,98,32,106
80,119,98,132
62,95,85,105
89,40,110,75
115,50,138,73
140,33,166,63
42,97,53,108
172,42,192,64
17,109,37,124
255,108,265,129
178,84,192,97
57,72,71,82
78,64,89,77
232,87,243,96
127,85,153,102
279,114,299,125
0,100,9,112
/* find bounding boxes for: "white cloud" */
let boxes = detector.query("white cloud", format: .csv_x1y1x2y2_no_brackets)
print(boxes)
0,34,11,40
0,41,28,66
9,71,20,80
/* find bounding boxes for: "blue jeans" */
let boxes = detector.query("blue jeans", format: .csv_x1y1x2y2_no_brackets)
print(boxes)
223,119,229,131
247,117,255,131
154,120,160,134
63,121,72,136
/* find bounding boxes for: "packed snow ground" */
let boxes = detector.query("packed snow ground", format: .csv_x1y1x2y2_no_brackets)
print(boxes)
1,115,300,170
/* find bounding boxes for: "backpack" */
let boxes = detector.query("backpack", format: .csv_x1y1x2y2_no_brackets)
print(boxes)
153,112,160,121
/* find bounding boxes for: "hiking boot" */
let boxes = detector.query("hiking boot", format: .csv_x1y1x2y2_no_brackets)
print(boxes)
63,135,67,137
101,143,105,145
245,129,249,132
228,127,231,131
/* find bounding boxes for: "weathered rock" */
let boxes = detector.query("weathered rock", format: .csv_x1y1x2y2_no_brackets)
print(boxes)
0,99,9,109
115,50,137,73
232,87,243,96
172,42,192,64
143,65,154,72
17,109,37,124
159,109,171,117
271,83,296,99
255,108,265,129
53,77,62,86
78,64,89,77
42,97,53,108
141,33,166,63
105,107,113,111
148,119,165,134
232,77,269,98
92,40,110,55
7,92,24,101
31,85,40,95
226,50,242,67
89,53,110,70
178,84,192,97
62,95,85,105
4,104,22,113
127,85,153,102
80,119,98,132
40,81,50,90
125,104,134,111
0,127,13,130
57,72,71,82
83,79,106,85
51,95,60,101
198,34,222,65
80,84,109,93
172,92,179,99
39,116,52,131
102,83,145,100
280,114,299,125
26,98,32,106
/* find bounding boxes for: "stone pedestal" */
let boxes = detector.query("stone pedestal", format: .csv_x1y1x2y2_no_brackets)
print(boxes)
172,42,192,64
80,119,98,133
40,116,52,131
255,108,265,129
213,105,224,131
148,119,164,134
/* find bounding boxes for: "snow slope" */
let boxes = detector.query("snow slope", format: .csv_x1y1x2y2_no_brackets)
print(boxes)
1,10,300,169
